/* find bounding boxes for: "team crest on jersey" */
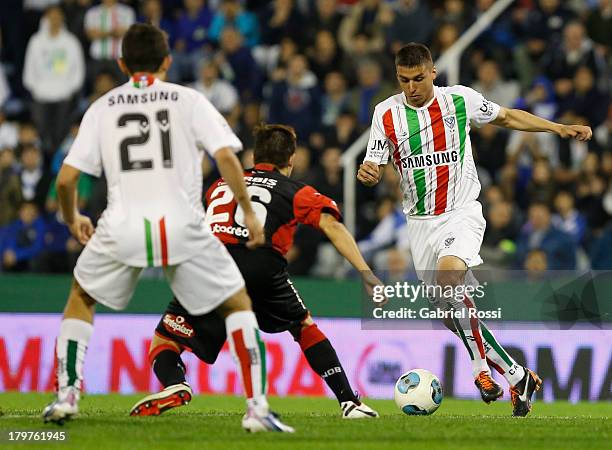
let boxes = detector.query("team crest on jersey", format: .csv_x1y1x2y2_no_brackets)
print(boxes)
444,116,456,129
163,314,195,338
444,236,455,248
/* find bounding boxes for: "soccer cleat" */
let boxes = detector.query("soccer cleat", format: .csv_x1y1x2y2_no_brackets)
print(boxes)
510,367,542,417
241,408,295,433
341,400,379,419
42,386,79,425
474,371,504,404
129,382,192,417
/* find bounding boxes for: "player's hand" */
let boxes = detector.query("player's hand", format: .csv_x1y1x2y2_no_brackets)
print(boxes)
557,125,592,141
67,213,94,245
357,161,380,187
362,270,387,306
244,211,265,249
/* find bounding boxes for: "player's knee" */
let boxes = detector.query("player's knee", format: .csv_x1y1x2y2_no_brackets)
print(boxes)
436,256,467,289
216,288,253,318
293,322,327,351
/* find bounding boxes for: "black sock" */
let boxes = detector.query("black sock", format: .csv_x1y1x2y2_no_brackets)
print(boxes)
303,339,357,403
152,350,186,387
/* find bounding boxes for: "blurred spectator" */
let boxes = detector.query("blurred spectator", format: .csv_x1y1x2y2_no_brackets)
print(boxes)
0,67,9,110
512,32,548,91
80,71,118,113
307,30,348,82
191,59,240,125
321,110,360,150
576,171,610,231
593,106,612,153
515,76,558,122
309,146,343,202
321,72,350,127
384,0,434,54
23,5,85,154
304,0,343,47
589,224,612,269
524,159,557,207
215,27,263,102
350,59,395,126
524,248,548,280
139,0,176,46
471,59,520,108
440,0,475,33
209,0,260,48
18,143,51,209
18,123,41,148
557,66,609,128
84,0,135,81
515,202,577,270
358,195,407,262
472,124,508,180
1,202,46,272
259,0,303,47
522,0,576,47
338,0,390,56
0,148,22,226
0,111,19,150
170,0,213,83
585,0,612,53
543,21,605,98
289,145,312,183
552,190,586,245
23,0,60,40
268,54,321,142
481,200,521,269
61,0,91,51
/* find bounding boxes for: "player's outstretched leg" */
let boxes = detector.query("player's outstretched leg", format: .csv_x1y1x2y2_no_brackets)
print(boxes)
218,289,294,433
130,336,192,416
437,257,503,404
290,318,378,419
42,280,95,424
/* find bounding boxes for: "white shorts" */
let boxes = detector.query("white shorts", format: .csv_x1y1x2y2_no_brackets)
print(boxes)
74,233,245,315
406,200,486,285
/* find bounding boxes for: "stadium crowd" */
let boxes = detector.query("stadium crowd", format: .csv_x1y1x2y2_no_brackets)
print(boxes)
0,0,610,277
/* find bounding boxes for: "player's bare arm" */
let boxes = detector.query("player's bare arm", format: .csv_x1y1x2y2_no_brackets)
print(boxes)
318,212,384,299
492,107,592,141
56,164,94,245
213,147,265,248
357,161,383,187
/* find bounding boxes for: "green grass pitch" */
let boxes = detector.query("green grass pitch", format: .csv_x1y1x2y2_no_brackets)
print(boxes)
0,393,609,450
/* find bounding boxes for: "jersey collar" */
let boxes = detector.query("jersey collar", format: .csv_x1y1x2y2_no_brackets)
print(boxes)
253,163,278,172
131,73,157,88
402,86,438,110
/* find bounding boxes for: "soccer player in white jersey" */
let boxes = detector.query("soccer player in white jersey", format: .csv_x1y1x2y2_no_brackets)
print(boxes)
42,24,293,433
358,43,592,417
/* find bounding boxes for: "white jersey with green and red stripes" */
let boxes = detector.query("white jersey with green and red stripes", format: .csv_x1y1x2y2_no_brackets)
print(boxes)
364,85,500,216
64,75,242,267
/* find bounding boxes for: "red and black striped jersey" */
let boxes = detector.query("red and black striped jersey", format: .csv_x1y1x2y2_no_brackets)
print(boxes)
204,163,342,257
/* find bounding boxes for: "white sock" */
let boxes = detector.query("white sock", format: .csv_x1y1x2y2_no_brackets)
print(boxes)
56,318,93,399
480,320,525,386
225,311,269,414
449,296,490,378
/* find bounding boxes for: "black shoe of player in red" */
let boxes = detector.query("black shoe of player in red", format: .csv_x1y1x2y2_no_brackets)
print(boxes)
474,371,504,404
510,368,542,417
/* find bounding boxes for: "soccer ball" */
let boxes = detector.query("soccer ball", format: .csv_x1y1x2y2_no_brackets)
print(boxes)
394,369,443,415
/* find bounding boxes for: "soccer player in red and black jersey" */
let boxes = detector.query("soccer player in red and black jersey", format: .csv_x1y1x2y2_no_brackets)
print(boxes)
131,124,382,419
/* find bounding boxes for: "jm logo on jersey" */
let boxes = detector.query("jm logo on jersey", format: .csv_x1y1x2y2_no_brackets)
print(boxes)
402,149,459,169
369,140,388,158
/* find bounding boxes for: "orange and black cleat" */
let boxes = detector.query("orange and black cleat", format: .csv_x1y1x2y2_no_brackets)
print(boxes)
130,383,192,416
510,368,542,417
474,371,504,404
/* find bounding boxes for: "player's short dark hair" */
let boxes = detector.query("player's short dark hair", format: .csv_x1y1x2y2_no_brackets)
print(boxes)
121,23,169,74
395,43,433,68
253,124,297,168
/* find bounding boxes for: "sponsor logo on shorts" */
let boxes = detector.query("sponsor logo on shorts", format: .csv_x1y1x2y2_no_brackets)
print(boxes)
444,236,455,248
163,314,195,338
212,223,250,237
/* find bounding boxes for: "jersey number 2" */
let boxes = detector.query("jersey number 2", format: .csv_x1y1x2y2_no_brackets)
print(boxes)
206,184,271,228
118,109,172,171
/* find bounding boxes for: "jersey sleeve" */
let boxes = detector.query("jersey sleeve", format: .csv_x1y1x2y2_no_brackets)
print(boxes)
192,94,242,156
293,185,342,229
460,86,500,127
363,107,389,165
63,105,102,177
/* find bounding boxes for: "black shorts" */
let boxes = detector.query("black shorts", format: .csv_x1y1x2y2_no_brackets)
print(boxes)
155,247,309,363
